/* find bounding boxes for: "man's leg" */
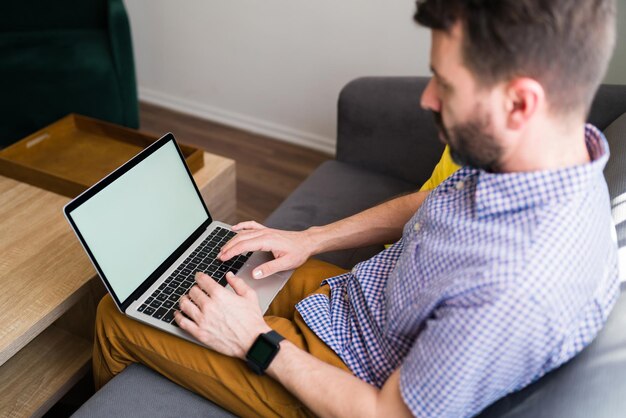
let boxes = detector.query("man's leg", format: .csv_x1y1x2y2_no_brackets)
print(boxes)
93,259,349,418
266,258,348,319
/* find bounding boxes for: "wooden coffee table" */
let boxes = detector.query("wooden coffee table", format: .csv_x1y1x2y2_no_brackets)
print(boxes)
0,152,235,416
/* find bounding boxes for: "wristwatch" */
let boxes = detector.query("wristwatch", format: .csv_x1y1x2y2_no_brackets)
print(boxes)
246,330,285,375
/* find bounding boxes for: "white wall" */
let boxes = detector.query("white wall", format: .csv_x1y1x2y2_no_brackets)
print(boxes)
125,0,626,155
124,0,428,154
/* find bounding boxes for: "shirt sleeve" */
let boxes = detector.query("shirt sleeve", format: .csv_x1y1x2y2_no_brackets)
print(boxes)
399,286,555,418
419,146,461,192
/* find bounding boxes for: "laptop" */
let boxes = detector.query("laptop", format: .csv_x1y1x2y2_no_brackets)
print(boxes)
64,133,293,345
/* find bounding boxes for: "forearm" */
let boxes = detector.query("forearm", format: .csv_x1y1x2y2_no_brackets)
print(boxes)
306,190,429,255
267,341,379,418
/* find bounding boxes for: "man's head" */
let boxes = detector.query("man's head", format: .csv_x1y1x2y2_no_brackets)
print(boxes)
414,0,617,172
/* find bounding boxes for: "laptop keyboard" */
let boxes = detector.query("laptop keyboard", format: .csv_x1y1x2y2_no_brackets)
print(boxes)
137,226,251,326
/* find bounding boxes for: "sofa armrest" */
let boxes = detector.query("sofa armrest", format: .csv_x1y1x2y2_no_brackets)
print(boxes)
336,77,445,185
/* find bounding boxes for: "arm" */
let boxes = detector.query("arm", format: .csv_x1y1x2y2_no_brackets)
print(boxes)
306,189,428,254
267,341,412,418
175,272,413,418
219,190,429,278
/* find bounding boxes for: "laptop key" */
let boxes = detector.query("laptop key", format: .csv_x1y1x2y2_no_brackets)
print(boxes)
138,304,147,312
162,300,174,309
144,306,156,315
163,309,176,323
207,264,217,273
153,307,168,320
156,293,168,302
163,287,175,295
182,268,192,276
149,300,161,309
174,287,186,296
198,262,209,270
168,293,179,302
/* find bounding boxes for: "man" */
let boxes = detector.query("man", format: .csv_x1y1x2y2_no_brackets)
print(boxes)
94,0,619,417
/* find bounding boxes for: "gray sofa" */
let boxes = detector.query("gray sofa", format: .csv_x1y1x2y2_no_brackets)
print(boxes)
73,77,626,417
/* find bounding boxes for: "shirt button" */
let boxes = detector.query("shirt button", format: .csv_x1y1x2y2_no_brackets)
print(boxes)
344,292,349,303
455,181,465,190
413,222,421,233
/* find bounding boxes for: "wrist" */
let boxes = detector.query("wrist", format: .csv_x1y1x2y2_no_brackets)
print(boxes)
240,323,273,360
304,226,327,256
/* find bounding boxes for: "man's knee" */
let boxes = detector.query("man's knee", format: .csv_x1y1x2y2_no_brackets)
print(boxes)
96,294,116,321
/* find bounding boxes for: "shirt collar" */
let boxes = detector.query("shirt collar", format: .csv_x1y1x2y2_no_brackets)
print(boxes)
470,124,610,218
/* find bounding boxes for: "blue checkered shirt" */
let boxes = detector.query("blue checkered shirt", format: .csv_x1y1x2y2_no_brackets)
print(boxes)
296,124,619,417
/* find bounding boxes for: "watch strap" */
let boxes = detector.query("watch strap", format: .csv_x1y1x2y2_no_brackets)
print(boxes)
264,330,285,345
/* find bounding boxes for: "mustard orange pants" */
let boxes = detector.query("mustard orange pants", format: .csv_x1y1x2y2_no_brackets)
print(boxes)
93,259,349,418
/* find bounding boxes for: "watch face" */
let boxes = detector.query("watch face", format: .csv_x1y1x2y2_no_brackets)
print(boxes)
248,336,276,367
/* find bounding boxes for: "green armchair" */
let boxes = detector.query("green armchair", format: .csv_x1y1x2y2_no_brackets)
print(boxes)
0,0,139,148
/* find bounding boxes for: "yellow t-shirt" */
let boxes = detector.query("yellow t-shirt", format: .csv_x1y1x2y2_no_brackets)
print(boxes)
384,147,459,248
419,145,460,191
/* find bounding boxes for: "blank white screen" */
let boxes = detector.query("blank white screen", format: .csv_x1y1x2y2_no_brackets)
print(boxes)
70,141,208,303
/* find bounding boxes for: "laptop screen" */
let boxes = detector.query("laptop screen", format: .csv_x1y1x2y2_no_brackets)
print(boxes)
66,138,209,306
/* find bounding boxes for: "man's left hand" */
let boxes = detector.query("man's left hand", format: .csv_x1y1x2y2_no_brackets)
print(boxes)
174,271,272,359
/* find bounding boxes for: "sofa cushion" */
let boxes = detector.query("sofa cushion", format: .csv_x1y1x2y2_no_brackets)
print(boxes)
264,160,416,268
72,363,236,418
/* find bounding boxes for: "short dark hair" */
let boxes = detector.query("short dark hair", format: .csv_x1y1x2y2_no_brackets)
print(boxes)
414,0,616,116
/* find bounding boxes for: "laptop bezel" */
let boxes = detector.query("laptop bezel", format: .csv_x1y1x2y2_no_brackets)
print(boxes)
63,133,212,312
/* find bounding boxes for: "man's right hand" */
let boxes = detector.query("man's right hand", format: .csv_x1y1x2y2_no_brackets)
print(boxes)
219,221,317,279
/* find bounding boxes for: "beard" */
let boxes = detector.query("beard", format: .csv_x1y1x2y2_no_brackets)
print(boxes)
432,110,503,172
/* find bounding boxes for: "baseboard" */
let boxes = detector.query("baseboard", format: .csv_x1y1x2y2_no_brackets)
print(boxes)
138,87,336,155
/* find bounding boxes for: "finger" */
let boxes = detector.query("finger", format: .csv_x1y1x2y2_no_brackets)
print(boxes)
179,295,203,323
219,231,266,260
225,271,251,297
189,285,211,309
174,310,201,334
251,257,291,279
195,271,221,295
231,221,266,232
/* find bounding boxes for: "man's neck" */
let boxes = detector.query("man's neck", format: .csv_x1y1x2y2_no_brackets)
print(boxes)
497,121,590,173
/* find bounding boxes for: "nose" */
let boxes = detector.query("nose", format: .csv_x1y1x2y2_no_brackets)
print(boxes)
420,78,441,112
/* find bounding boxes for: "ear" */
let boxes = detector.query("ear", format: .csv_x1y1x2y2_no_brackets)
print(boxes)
503,78,545,131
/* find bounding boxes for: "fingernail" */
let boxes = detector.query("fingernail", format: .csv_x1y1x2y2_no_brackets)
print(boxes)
253,270,263,279
226,271,234,278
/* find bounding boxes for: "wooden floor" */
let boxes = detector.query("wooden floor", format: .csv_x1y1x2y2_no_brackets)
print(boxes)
139,103,332,222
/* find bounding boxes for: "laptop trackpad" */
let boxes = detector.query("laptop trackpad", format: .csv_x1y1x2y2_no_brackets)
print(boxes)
226,251,293,313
